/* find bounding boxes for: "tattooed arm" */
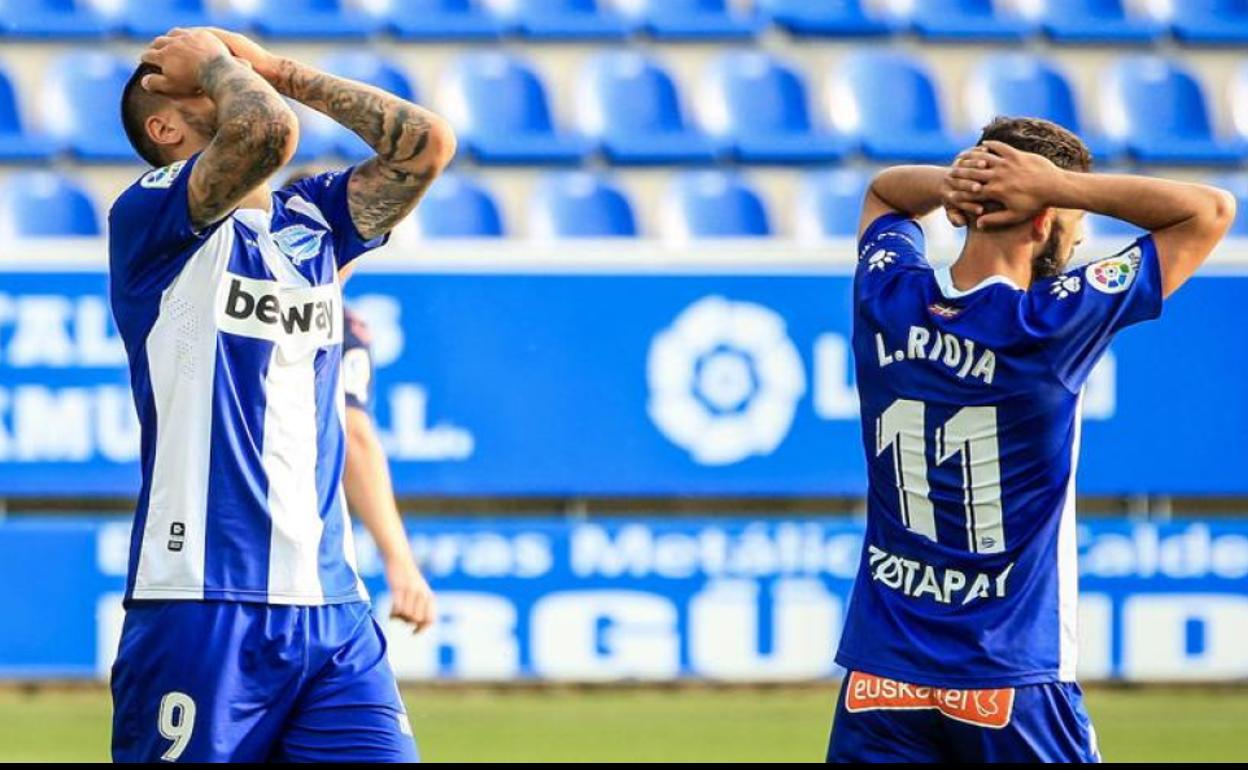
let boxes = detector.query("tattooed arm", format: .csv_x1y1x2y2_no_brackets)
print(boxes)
139,29,299,230
210,30,456,240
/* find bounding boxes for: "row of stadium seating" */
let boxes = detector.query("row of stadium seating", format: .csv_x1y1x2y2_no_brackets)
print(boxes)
4,48,1248,166
4,166,1246,240
2,0,1247,45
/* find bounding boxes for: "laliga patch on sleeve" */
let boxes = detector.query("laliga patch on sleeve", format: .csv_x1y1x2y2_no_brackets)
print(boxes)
140,160,187,190
1085,246,1141,295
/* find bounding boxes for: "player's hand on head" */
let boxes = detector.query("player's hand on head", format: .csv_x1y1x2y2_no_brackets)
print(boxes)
205,27,281,84
140,27,232,97
386,559,436,634
950,140,1065,229
942,148,991,227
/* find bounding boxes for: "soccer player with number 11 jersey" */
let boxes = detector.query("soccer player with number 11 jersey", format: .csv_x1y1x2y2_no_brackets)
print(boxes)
829,117,1235,763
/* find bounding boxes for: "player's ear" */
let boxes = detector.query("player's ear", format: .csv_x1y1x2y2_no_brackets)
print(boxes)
1030,208,1054,243
144,109,183,151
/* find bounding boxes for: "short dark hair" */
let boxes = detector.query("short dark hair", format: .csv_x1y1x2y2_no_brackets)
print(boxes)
121,63,167,167
978,116,1092,173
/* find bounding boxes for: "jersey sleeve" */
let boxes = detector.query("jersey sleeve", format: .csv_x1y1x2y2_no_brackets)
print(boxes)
342,309,376,414
855,213,931,304
284,167,389,270
1027,236,1164,390
107,155,223,281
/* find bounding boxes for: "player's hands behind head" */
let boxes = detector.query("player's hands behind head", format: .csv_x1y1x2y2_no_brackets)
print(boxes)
947,140,1068,229
139,28,233,97
205,28,282,85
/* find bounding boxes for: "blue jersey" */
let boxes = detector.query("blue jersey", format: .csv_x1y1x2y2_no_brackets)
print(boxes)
836,213,1163,688
108,156,387,606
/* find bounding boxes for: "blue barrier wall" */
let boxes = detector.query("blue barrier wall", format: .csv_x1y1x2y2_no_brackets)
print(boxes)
0,268,1245,496
2,517,1246,682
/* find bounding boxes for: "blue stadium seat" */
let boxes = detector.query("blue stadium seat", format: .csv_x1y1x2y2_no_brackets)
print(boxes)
1085,212,1145,240
667,171,770,237
757,0,893,36
511,0,633,40
0,0,111,38
417,174,504,237
1212,174,1248,236
387,0,505,40
578,51,722,165
242,0,382,39
319,52,416,160
42,52,134,162
909,0,1034,42
532,172,637,237
832,52,965,163
1041,0,1164,44
0,172,98,237
702,51,851,164
444,53,592,165
114,0,244,39
1102,56,1245,166
638,0,764,40
800,169,869,238
1170,0,1248,45
0,68,55,161
964,54,1124,164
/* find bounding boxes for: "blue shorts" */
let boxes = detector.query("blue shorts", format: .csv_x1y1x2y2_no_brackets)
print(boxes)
827,671,1100,763
110,600,419,763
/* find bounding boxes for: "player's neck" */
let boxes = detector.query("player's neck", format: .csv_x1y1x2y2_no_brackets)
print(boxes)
236,185,272,213
950,238,1034,292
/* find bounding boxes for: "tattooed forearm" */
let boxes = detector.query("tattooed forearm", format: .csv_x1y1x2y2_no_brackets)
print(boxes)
187,56,298,230
271,58,456,240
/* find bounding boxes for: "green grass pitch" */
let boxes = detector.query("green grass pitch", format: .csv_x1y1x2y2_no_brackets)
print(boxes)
1,685,1246,762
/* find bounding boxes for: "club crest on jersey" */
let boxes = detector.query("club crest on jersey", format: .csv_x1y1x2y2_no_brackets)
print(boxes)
139,160,186,189
272,224,326,266
1086,247,1140,294
217,274,342,360
866,249,896,272
1050,274,1081,299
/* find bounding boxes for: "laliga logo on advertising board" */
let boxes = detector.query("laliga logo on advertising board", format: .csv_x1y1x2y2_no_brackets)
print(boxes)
647,296,806,466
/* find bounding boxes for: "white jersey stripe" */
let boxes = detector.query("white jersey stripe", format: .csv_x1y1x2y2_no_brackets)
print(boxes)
1057,394,1084,681
132,226,234,600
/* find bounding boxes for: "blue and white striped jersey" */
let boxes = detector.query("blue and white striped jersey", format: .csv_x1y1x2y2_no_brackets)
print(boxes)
836,213,1163,688
108,155,386,606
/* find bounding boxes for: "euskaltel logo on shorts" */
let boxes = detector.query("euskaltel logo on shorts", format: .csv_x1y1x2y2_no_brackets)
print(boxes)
216,274,343,360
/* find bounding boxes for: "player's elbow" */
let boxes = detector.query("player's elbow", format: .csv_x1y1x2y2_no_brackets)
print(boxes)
422,113,457,174
1209,187,1238,238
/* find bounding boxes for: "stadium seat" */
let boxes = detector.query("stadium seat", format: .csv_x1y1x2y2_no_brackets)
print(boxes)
510,0,633,40
113,0,244,39
1102,56,1245,166
1040,0,1164,44
700,51,851,164
0,0,111,38
0,68,55,162
387,0,505,40
1085,212,1146,240
964,54,1125,164
666,171,770,238
442,53,592,165
0,172,98,237
1212,173,1248,236
830,51,965,163
417,174,504,237
637,0,764,40
531,172,637,237
238,0,382,39
799,169,870,239
908,0,1035,42
1169,0,1248,46
319,52,416,160
42,52,134,162
757,0,893,37
577,51,722,165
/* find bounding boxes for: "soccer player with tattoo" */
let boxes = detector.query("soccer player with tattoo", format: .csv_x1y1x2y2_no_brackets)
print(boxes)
106,28,454,762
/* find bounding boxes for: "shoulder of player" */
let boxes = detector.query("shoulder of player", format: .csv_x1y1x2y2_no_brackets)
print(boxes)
1028,242,1151,305
109,160,192,220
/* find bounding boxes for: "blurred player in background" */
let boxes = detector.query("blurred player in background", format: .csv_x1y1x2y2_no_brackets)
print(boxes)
106,27,454,762
829,117,1235,762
